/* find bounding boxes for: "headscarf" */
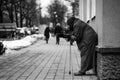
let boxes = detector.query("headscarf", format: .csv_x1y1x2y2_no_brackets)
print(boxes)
67,17,79,31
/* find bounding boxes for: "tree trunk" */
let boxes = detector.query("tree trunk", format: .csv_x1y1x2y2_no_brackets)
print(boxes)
9,3,14,23
0,0,3,23
14,4,19,27
0,9,3,23
29,20,31,27
20,0,23,27
26,18,29,27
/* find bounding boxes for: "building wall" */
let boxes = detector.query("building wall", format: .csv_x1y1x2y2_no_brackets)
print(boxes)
102,0,120,47
78,0,120,79
79,0,97,32
79,0,83,20
96,0,103,46
79,0,120,47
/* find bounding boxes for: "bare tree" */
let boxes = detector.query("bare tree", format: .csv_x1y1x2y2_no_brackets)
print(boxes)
47,0,68,27
14,0,19,27
4,0,14,23
22,0,37,27
0,0,4,23
0,0,38,28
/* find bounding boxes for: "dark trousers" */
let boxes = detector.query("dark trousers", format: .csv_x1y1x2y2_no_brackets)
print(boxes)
56,35,60,44
45,36,49,44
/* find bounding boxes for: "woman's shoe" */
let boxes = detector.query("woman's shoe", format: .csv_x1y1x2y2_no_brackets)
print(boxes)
74,71,86,76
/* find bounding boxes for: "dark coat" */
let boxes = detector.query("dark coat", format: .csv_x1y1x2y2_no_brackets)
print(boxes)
67,17,98,72
44,27,50,38
54,25,62,35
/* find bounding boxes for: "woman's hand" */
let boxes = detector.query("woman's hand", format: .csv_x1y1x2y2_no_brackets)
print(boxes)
71,35,76,41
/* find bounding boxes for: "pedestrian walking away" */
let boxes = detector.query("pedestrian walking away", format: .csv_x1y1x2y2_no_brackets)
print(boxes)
54,23,63,45
67,17,98,76
44,26,50,44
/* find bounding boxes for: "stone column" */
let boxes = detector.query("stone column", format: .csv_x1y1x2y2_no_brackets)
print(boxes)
96,0,120,79
79,0,87,21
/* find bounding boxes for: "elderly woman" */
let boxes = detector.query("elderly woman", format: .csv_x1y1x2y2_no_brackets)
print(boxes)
67,17,98,76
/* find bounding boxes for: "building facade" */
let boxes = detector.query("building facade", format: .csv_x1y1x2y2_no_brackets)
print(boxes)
77,0,120,80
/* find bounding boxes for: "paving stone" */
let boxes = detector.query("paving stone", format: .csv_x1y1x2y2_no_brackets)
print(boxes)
0,38,97,80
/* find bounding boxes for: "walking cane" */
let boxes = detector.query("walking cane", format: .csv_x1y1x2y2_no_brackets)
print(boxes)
69,41,72,74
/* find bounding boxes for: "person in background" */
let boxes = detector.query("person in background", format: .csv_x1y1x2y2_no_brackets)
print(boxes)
54,23,63,45
44,26,50,44
67,17,98,76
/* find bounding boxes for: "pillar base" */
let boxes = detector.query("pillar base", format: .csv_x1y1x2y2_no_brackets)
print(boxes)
96,47,120,80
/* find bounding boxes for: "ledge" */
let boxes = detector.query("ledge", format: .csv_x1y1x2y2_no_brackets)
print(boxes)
96,46,120,53
91,16,96,21
87,20,90,23
86,16,96,24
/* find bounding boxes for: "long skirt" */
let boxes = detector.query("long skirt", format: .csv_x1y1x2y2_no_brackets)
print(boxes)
77,35,97,73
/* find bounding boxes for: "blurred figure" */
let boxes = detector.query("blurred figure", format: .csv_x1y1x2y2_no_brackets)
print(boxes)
67,17,98,76
54,23,63,45
0,42,6,55
44,26,50,44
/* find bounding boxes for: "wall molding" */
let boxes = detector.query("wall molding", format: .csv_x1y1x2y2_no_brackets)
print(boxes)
96,46,120,53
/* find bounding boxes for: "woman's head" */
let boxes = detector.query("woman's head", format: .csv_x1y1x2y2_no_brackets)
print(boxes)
67,17,79,31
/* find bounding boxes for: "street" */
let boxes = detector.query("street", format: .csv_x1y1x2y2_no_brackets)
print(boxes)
0,37,97,80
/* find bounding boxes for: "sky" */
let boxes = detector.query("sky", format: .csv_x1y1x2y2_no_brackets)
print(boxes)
36,0,72,17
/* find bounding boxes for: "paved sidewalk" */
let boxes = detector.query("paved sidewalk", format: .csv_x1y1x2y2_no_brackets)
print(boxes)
0,37,97,80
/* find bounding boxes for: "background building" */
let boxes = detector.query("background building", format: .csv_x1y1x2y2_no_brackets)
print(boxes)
77,0,120,80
